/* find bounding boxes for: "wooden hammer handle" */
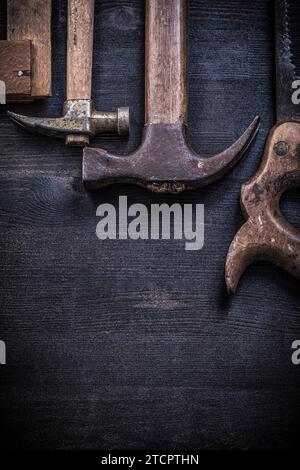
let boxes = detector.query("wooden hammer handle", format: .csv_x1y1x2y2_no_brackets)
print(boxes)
67,0,94,100
66,0,95,146
145,0,188,125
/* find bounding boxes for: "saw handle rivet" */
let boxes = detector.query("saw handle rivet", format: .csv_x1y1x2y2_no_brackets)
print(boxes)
17,71,24,77
274,141,289,156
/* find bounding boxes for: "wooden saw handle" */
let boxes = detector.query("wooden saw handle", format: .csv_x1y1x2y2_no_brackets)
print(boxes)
66,0,95,146
225,121,300,294
145,0,188,125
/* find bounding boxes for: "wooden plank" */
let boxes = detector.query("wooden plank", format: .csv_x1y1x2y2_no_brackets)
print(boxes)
0,0,300,451
0,39,31,100
7,0,52,99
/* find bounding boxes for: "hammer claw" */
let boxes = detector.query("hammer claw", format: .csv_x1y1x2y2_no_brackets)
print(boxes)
8,111,92,138
199,116,260,182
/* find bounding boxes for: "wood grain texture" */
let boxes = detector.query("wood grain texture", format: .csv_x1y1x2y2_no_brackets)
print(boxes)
7,0,52,99
65,133,90,147
66,0,95,146
0,0,299,451
145,0,188,124
0,40,31,99
67,0,94,100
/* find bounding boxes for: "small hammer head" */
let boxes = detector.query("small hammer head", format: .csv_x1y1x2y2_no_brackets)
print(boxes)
83,117,260,193
8,99,130,146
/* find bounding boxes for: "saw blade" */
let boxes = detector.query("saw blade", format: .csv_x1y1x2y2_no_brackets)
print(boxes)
276,0,300,122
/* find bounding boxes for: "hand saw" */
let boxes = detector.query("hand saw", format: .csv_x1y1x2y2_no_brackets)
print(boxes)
225,0,300,294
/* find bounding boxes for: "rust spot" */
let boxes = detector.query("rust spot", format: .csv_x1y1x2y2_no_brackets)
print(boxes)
250,183,264,205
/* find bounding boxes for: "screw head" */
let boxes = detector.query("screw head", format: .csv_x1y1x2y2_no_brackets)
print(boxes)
274,141,289,157
17,71,24,77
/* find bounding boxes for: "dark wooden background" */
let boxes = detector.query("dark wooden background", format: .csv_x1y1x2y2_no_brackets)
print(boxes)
0,0,299,450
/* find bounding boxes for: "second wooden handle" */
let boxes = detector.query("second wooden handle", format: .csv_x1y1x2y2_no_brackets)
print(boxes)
145,0,188,125
66,0,95,145
67,0,95,100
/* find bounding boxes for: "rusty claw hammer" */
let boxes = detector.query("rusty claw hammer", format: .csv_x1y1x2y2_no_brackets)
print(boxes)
225,0,300,294
8,0,129,146
83,0,260,193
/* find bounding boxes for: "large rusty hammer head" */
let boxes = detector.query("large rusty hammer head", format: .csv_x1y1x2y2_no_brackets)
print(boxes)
83,0,260,193
83,121,259,193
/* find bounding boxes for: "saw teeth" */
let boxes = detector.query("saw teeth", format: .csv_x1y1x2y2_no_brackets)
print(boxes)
282,0,298,79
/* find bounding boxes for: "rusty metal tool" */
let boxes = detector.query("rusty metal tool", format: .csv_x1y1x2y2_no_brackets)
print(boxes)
225,0,300,294
8,0,129,146
83,0,259,193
